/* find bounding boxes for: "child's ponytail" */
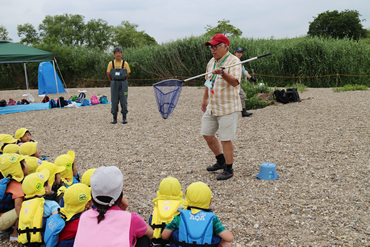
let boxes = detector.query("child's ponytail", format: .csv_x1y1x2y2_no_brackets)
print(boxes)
92,192,123,224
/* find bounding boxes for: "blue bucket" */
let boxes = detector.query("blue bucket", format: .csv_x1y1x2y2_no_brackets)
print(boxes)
256,163,279,180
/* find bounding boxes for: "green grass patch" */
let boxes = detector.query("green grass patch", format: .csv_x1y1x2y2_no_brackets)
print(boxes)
333,84,369,92
242,80,275,110
285,83,308,92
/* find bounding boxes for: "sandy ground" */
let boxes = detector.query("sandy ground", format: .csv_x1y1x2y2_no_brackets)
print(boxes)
0,87,369,246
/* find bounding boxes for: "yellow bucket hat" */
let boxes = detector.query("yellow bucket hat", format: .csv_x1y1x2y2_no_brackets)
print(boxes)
0,154,27,182
19,142,38,156
185,182,212,214
3,144,20,154
22,168,50,198
0,134,17,150
36,161,66,188
54,150,75,186
81,168,97,187
152,177,184,204
15,128,29,141
24,156,43,174
59,183,91,221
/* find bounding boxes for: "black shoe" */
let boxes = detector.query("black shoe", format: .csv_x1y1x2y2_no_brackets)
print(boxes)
122,116,127,124
242,109,252,117
111,117,117,124
206,162,226,171
216,169,234,180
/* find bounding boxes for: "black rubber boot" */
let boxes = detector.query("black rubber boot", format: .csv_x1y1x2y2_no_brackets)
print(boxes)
111,116,117,124
242,108,252,117
122,115,127,124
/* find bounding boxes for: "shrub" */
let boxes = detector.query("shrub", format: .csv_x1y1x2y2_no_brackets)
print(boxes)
332,84,369,92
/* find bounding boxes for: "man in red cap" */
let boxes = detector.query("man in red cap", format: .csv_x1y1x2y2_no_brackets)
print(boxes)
201,33,242,180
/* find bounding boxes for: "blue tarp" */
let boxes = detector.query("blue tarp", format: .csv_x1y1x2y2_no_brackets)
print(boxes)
38,62,66,95
0,103,80,115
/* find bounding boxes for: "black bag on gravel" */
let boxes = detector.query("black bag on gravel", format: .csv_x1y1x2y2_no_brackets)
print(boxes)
285,88,301,102
273,90,290,104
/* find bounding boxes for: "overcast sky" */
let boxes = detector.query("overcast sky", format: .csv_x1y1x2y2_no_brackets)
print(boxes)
1,0,369,44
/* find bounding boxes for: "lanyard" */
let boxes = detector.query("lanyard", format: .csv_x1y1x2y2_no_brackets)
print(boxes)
210,54,230,93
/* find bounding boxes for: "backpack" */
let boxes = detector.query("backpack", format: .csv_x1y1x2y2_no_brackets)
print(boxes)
273,90,290,104
21,99,30,105
8,98,16,106
69,95,77,102
49,99,57,109
78,92,86,100
42,95,50,103
0,100,7,107
99,95,108,104
285,88,301,102
90,95,100,105
56,97,66,107
0,177,15,213
81,99,90,107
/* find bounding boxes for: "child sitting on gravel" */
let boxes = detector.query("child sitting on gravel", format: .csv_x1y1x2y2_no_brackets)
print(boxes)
0,134,17,154
15,128,35,145
81,168,97,187
0,154,29,242
57,183,92,246
18,168,60,246
19,142,42,159
73,166,153,247
162,182,233,247
149,177,184,247
54,151,80,188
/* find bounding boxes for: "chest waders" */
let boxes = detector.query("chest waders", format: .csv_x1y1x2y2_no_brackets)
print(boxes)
109,60,128,118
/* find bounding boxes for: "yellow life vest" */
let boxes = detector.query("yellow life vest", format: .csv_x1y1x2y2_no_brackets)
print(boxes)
151,199,182,239
18,197,45,244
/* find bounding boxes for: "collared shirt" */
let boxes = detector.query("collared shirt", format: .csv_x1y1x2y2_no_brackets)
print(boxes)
205,52,242,116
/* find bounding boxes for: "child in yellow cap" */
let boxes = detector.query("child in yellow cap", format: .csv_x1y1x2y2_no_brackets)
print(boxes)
36,161,66,204
58,183,92,246
150,177,185,247
81,168,97,187
162,182,234,247
0,154,29,242
18,168,60,245
2,144,20,154
0,134,17,154
19,142,42,159
15,128,34,144
54,151,80,187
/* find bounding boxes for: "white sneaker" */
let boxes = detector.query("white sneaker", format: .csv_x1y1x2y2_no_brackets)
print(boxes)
9,235,18,242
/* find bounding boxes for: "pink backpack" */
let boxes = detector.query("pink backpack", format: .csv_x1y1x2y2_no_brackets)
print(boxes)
90,95,100,105
8,98,16,106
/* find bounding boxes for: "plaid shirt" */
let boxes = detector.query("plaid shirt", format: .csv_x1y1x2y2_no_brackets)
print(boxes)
205,52,242,116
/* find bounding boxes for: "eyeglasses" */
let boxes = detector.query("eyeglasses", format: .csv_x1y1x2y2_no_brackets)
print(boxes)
209,43,223,50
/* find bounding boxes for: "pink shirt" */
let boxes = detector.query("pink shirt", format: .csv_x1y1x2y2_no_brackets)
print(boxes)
74,206,147,247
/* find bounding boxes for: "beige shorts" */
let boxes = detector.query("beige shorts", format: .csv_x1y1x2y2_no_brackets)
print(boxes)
0,208,17,230
201,111,239,141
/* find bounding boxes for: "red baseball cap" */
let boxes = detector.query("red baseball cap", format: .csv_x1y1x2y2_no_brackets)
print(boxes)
205,33,230,46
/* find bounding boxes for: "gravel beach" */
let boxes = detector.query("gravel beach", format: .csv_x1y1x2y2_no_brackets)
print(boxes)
0,87,369,246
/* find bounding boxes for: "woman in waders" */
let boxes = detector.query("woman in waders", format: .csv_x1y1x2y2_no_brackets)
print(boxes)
107,47,131,124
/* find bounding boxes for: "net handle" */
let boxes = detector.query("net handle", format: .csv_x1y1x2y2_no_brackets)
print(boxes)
183,52,271,82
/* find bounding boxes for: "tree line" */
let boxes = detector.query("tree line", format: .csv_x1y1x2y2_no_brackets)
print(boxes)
2,14,157,49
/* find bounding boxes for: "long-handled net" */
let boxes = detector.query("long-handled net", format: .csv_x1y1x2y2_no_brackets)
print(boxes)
153,52,271,119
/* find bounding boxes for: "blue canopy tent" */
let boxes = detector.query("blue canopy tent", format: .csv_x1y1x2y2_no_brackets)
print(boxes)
38,62,66,95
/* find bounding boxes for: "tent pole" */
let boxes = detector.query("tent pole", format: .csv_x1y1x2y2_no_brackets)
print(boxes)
54,58,70,99
52,60,61,108
23,63,30,102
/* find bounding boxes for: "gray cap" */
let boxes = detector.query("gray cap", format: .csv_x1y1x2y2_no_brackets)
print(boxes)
90,166,123,207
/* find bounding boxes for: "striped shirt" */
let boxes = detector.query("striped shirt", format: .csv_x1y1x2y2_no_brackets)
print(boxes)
205,52,242,116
